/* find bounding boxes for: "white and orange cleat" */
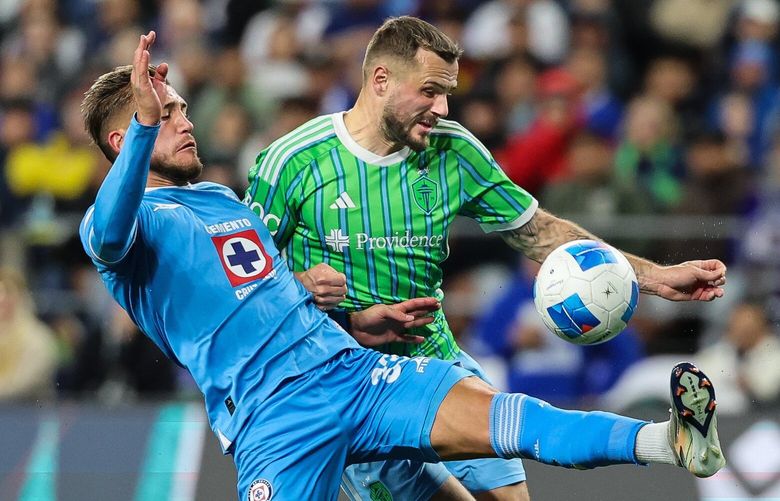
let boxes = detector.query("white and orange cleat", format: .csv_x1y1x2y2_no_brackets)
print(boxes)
668,362,726,478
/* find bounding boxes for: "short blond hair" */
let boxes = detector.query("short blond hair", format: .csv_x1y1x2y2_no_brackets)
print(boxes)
363,16,462,79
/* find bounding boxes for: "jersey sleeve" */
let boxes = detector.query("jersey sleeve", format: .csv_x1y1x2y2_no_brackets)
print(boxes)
244,149,304,249
452,125,538,233
80,115,159,264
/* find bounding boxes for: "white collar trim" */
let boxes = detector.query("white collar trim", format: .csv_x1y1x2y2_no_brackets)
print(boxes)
145,183,193,192
331,112,411,166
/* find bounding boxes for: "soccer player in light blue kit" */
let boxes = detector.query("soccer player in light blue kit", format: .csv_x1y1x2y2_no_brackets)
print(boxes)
79,32,726,501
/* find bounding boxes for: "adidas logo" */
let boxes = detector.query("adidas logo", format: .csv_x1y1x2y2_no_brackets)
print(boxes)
329,192,356,209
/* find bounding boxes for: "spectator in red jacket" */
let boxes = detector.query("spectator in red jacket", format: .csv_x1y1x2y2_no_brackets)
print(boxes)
495,67,583,196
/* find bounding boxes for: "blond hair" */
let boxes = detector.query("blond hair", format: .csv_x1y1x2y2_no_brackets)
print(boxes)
363,16,462,79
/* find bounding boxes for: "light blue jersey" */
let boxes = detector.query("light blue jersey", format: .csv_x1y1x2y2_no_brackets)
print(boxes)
79,117,359,452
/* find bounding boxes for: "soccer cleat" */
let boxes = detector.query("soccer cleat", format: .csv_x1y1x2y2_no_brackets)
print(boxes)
668,362,726,478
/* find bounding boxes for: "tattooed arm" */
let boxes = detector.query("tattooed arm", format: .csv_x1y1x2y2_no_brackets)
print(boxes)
499,208,727,301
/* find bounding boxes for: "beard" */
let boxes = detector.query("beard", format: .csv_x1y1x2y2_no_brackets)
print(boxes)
380,102,430,152
150,155,204,185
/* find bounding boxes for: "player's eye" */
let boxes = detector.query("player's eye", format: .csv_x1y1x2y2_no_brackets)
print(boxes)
422,88,435,98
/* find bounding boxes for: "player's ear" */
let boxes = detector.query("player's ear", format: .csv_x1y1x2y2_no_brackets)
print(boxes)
107,129,126,155
371,65,390,96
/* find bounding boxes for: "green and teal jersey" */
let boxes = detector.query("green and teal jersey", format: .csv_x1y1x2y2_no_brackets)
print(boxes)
245,112,538,360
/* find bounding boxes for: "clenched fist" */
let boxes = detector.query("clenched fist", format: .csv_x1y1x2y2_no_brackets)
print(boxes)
295,263,347,310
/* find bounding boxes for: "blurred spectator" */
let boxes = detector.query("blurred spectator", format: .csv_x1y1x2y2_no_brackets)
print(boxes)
241,7,313,102
462,0,568,63
489,54,539,136
0,98,37,229
191,47,271,161
663,130,753,263
644,55,705,135
496,67,583,196
713,91,755,168
614,94,683,210
86,0,145,52
453,92,506,151
695,301,780,414
167,38,214,105
1,3,85,106
323,0,389,98
566,46,624,139
157,0,206,55
569,0,634,96
735,0,779,46
739,136,780,323
649,0,733,50
714,40,780,167
304,51,354,114
0,267,57,401
5,89,102,249
239,95,320,178
0,56,58,140
199,101,253,189
541,131,655,256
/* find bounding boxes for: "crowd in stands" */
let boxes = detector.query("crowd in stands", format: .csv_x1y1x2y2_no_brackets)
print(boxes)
0,0,779,413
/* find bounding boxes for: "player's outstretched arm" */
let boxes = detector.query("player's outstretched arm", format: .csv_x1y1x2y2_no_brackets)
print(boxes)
85,32,167,263
294,263,347,310
347,297,440,347
498,208,726,302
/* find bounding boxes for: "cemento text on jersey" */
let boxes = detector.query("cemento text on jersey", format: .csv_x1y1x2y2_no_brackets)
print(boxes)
204,218,253,235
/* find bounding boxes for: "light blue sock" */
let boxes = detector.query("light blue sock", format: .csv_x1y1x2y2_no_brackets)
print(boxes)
489,393,646,468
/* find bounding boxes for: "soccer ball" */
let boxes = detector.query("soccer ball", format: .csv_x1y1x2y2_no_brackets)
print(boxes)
533,240,639,345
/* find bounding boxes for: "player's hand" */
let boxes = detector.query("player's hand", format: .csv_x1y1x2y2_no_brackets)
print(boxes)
131,31,168,126
348,297,440,347
650,259,726,301
295,263,346,310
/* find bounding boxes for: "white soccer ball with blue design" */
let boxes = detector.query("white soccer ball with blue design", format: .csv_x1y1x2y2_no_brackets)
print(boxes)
533,240,639,345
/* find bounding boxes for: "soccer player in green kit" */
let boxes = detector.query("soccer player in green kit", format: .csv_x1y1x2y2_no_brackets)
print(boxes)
245,16,727,501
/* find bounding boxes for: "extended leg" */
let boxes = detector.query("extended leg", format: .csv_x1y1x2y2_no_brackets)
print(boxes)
430,362,724,477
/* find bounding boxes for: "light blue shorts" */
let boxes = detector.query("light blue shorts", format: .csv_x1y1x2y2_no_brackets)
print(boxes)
232,348,471,501
341,351,527,499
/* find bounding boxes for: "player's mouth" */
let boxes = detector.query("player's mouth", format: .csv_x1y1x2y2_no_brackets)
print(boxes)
416,119,436,134
177,140,197,153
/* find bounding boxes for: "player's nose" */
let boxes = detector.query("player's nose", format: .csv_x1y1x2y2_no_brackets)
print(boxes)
431,94,448,118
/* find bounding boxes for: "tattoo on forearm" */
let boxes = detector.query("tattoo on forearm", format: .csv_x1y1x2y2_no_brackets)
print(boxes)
500,210,595,263
501,210,661,294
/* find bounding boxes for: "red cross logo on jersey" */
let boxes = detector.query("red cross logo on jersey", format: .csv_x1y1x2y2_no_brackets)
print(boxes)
211,230,273,287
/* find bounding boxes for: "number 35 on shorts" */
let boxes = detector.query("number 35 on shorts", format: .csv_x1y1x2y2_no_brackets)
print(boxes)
370,354,431,385
371,354,404,385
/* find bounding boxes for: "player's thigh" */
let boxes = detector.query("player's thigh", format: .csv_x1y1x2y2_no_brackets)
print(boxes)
342,460,467,501
429,376,499,459
348,354,472,463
